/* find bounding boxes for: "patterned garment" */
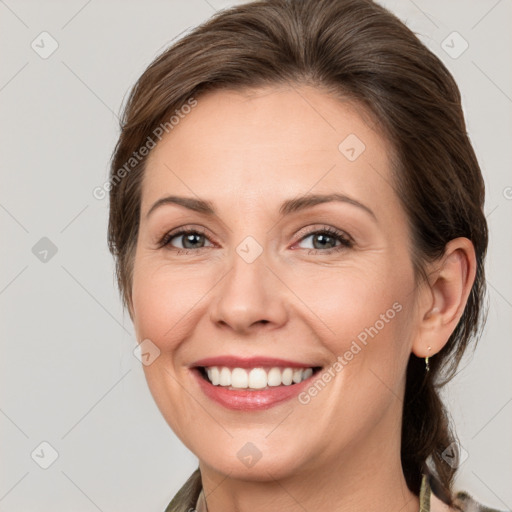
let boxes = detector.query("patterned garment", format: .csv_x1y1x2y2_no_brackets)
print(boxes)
419,474,505,512
165,469,506,512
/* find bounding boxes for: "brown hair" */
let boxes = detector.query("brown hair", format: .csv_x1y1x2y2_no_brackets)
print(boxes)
107,0,488,505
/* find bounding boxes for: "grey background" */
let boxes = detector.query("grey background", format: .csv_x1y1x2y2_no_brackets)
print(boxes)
1,0,511,510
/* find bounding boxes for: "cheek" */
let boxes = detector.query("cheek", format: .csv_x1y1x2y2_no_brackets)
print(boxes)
293,268,414,439
131,260,212,347
287,259,417,418
290,260,413,351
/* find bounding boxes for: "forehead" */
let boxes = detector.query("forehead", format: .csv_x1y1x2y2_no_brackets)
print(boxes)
142,85,398,220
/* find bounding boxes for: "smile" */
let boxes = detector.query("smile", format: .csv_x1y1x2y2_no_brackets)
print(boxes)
190,356,323,410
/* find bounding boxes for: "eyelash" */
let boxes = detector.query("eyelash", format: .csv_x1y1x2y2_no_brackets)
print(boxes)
158,225,354,256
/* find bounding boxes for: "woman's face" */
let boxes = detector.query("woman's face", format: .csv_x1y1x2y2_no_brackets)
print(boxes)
131,85,424,482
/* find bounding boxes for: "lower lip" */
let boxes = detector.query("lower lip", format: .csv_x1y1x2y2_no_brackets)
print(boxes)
191,368,317,411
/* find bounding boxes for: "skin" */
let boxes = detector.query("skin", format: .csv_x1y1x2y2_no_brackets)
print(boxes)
129,85,476,512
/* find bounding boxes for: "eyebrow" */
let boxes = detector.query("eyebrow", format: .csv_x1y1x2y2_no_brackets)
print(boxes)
145,193,376,221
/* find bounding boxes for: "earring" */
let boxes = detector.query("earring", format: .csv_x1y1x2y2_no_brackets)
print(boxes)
425,345,432,372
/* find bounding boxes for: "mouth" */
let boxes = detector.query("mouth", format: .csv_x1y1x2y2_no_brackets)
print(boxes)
189,357,323,410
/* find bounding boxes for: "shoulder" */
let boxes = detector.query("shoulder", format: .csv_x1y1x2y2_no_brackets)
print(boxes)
164,468,202,512
425,474,506,512
430,484,506,512
451,490,508,512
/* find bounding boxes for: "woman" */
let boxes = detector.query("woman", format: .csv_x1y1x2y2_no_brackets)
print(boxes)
107,0,501,510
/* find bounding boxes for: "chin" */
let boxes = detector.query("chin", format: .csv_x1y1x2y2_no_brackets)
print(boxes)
191,433,318,483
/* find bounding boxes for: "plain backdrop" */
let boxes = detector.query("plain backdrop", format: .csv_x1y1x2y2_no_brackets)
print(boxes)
1,0,511,510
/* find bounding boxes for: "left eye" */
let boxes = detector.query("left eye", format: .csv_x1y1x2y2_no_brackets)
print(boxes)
296,229,352,251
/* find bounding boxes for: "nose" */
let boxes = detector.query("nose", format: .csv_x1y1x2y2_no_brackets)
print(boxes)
209,247,289,334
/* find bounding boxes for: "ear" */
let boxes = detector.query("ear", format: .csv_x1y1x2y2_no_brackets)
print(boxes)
411,237,477,359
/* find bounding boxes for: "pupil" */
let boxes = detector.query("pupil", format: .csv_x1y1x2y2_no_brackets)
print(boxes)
314,234,334,249
184,233,203,249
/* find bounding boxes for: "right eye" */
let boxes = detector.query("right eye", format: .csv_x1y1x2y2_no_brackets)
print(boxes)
159,228,214,252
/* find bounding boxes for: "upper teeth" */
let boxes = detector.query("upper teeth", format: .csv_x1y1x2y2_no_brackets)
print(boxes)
205,366,314,389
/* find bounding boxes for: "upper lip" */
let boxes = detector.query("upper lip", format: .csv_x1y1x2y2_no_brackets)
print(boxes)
191,356,321,369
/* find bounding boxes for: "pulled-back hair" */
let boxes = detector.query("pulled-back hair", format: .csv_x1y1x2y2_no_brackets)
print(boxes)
108,0,488,504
